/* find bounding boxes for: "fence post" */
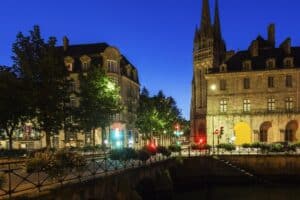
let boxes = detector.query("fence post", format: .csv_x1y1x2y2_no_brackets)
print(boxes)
8,163,12,199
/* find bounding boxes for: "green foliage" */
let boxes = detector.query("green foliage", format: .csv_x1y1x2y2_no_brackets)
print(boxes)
169,144,181,152
137,149,151,162
79,67,122,144
192,144,211,150
0,173,5,188
250,142,263,149
157,146,172,157
269,143,284,152
26,149,86,178
242,143,251,148
136,88,183,140
0,68,31,150
109,148,138,161
217,143,236,151
12,26,74,147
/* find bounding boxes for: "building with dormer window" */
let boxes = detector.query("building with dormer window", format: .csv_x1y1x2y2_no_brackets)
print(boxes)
191,0,300,146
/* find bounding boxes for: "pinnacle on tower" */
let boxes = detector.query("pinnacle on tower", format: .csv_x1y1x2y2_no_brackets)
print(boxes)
213,0,222,40
199,0,212,37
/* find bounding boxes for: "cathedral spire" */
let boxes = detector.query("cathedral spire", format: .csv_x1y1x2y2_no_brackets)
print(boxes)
213,0,222,40
199,0,212,37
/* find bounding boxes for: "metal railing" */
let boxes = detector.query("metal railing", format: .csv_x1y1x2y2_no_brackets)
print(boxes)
0,152,170,199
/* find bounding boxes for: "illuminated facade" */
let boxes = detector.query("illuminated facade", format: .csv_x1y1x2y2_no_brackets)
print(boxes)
191,0,300,145
0,40,140,149
60,38,140,148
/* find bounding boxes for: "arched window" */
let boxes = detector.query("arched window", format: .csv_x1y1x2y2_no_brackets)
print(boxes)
266,58,276,69
243,60,252,71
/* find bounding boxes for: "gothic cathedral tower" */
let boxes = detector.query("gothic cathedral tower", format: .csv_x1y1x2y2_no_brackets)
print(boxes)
191,0,226,143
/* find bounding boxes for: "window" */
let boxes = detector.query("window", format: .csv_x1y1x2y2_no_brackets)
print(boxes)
285,97,293,111
220,64,227,72
284,58,293,68
220,79,227,91
243,61,251,71
286,75,293,88
268,77,274,88
267,98,276,111
267,60,275,69
70,81,77,92
243,78,250,89
243,99,251,112
220,99,227,113
70,97,77,108
66,63,73,72
107,60,118,73
109,77,119,86
82,62,89,71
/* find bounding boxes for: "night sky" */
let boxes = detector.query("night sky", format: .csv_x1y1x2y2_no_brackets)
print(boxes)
1,0,300,119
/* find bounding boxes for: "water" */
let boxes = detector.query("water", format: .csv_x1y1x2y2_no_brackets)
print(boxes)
174,185,300,200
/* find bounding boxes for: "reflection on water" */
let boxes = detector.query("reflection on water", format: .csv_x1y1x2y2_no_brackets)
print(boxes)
174,185,300,200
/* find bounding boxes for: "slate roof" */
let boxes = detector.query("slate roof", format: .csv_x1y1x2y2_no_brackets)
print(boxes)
225,47,300,72
57,43,139,84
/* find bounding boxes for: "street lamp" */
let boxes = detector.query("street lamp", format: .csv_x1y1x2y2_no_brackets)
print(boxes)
210,83,217,154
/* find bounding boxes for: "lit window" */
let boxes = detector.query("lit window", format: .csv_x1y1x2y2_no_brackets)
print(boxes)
268,76,274,88
284,58,293,68
66,63,73,72
243,78,250,89
267,98,276,111
107,60,118,73
243,99,251,112
82,62,89,71
220,99,227,113
286,75,293,88
267,60,275,69
243,61,251,71
220,79,227,91
70,97,77,108
285,97,293,111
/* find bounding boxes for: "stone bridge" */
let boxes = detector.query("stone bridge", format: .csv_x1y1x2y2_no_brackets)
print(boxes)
16,159,176,200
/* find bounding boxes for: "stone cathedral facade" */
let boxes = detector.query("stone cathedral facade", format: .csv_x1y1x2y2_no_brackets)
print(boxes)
191,0,300,146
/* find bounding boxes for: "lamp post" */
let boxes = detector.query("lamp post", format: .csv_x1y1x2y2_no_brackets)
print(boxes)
210,84,217,154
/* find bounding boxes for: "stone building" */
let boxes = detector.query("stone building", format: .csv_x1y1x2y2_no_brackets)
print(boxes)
57,38,140,149
191,0,300,146
0,39,140,150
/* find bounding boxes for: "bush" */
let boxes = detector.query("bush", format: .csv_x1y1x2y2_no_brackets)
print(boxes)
0,149,27,158
250,142,263,149
242,143,251,148
169,144,181,152
137,149,151,162
217,143,236,151
109,148,138,161
269,143,284,152
26,150,86,178
0,174,5,188
157,146,171,157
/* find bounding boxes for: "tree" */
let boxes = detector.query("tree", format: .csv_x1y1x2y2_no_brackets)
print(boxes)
136,88,183,146
12,26,72,147
79,67,122,146
0,67,30,150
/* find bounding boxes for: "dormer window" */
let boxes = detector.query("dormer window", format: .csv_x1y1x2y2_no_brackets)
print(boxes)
82,62,89,71
266,58,276,69
220,64,227,72
64,56,74,72
80,55,91,71
284,57,294,68
243,60,252,71
66,63,73,72
107,60,118,73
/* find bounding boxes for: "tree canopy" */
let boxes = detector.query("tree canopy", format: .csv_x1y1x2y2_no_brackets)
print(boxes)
79,67,122,144
12,25,72,147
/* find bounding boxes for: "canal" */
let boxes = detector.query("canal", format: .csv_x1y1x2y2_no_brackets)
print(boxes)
174,184,300,200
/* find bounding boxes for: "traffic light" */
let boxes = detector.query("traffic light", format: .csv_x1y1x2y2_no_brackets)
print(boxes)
220,127,224,136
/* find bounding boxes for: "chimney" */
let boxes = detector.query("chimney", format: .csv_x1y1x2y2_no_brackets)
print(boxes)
63,36,69,51
280,38,291,55
249,40,259,57
268,24,275,47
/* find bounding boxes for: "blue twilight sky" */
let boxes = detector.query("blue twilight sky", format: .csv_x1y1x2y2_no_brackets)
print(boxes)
1,0,300,119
